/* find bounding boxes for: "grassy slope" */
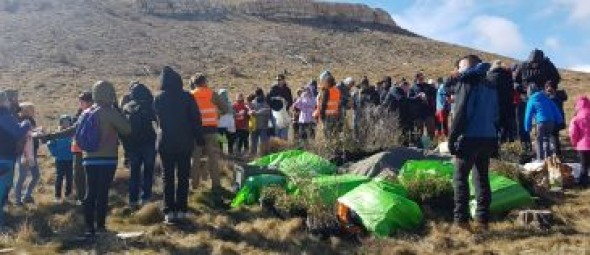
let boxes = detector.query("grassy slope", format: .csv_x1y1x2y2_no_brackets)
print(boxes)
0,0,589,254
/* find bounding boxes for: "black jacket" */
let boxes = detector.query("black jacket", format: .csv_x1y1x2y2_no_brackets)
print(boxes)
122,83,157,149
382,86,413,127
154,67,204,155
267,84,294,110
409,83,437,118
487,67,515,129
515,49,561,89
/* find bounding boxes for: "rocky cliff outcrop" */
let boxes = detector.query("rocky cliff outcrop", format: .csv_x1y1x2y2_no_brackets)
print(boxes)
137,0,397,27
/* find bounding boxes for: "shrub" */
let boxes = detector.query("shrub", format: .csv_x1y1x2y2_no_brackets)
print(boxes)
403,177,454,213
491,160,537,196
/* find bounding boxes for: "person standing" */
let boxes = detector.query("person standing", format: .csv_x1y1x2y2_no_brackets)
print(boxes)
293,87,317,142
14,102,40,206
189,74,228,201
233,94,250,155
524,85,564,161
448,55,497,231
410,72,437,143
80,81,131,237
487,60,516,143
545,82,568,156
121,82,157,208
435,77,450,139
47,115,74,203
155,67,204,223
0,90,29,227
268,74,293,140
250,88,272,156
317,71,341,139
217,89,236,154
42,92,94,206
569,96,590,187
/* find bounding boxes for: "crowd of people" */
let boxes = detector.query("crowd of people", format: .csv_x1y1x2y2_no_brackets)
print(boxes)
0,48,588,236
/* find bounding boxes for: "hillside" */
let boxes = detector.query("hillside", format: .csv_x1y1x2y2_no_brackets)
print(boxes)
8,0,587,124
1,0,590,254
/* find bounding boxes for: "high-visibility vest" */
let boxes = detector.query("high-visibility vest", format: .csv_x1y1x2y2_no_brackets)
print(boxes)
326,86,341,117
191,87,218,127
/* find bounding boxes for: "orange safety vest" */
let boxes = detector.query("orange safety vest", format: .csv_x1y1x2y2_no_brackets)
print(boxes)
191,87,219,127
325,86,341,117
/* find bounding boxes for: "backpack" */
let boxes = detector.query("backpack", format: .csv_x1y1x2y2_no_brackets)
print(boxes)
75,107,101,152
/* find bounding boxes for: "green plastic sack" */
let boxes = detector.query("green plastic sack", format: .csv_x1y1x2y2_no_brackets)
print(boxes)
250,150,337,177
306,174,371,205
338,181,421,237
398,160,454,184
231,174,287,208
470,174,533,217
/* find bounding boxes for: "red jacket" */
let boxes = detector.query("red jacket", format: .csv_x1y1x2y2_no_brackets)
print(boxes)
233,102,249,130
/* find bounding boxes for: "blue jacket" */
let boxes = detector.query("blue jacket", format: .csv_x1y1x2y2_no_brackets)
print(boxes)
450,62,499,140
525,91,564,132
0,108,29,161
47,137,74,161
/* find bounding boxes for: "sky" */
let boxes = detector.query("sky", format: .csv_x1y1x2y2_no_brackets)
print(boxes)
326,0,590,73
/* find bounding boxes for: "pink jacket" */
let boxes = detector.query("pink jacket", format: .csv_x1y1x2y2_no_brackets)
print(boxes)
569,96,590,151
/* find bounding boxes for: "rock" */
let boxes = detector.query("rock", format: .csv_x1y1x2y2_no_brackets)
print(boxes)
140,0,398,27
517,210,553,229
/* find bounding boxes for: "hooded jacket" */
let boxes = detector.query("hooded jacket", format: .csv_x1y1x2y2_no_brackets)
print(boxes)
449,62,498,144
524,91,564,132
122,83,157,149
293,88,317,124
515,49,561,89
570,97,590,151
0,102,29,161
155,66,204,155
83,81,132,161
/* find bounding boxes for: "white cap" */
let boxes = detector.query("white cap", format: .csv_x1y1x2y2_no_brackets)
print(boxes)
343,77,355,86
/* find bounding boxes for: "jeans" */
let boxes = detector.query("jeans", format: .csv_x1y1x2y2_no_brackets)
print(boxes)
73,152,86,202
453,139,495,224
235,129,249,154
128,145,156,204
275,127,289,140
578,151,590,186
55,160,73,199
191,134,221,191
0,160,15,226
250,129,270,156
15,157,40,202
84,163,116,232
161,153,190,214
536,121,556,161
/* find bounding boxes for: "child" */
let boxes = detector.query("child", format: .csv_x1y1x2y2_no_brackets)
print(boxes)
15,102,41,206
233,93,250,155
569,96,590,187
293,87,317,142
524,85,564,161
47,115,74,203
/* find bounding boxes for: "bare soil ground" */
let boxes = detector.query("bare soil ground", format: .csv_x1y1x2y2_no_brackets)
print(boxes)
1,0,589,254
